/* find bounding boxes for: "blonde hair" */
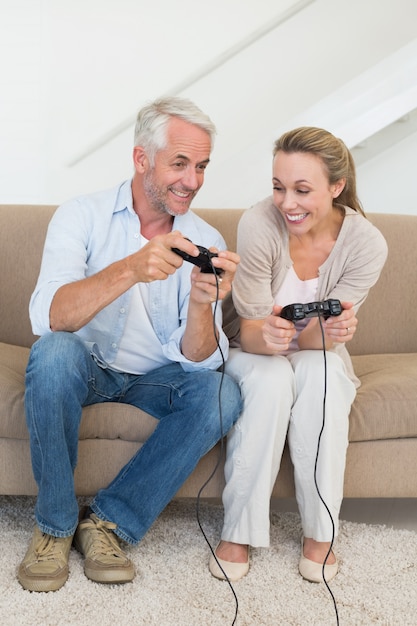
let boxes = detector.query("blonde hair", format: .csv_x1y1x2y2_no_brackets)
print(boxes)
273,126,365,216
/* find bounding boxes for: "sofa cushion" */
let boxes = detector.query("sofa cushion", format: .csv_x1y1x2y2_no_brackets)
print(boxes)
0,343,29,438
2,342,416,446
0,342,158,442
349,353,417,442
80,403,157,442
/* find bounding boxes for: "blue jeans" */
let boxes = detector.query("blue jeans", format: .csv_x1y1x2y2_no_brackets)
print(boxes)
25,332,242,544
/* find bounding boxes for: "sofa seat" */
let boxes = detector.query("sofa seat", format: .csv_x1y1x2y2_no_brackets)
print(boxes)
3,342,417,447
0,341,158,443
350,353,417,442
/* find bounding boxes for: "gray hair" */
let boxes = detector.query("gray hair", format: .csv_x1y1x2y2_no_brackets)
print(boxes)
134,96,216,165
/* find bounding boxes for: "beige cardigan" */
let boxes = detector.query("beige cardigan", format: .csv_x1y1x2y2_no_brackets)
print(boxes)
223,197,388,385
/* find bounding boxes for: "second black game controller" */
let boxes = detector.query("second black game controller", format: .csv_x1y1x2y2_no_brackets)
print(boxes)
280,299,342,322
172,241,224,275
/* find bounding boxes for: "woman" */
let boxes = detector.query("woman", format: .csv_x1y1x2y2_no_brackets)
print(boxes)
210,127,388,583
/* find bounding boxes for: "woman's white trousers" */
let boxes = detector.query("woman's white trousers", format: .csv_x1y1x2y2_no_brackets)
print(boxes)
222,348,356,546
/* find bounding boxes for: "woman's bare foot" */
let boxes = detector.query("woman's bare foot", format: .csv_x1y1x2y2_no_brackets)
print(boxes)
302,537,336,564
216,540,249,563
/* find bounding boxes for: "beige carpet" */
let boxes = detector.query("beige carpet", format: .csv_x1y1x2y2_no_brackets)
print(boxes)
1,496,416,626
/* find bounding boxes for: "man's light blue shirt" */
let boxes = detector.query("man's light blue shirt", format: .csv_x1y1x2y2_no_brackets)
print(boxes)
29,180,229,372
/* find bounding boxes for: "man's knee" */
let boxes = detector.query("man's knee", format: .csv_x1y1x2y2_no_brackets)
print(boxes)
27,332,89,384
196,370,242,432
30,332,83,362
220,373,243,425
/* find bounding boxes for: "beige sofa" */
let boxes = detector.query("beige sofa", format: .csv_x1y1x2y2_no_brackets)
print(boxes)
1,205,417,500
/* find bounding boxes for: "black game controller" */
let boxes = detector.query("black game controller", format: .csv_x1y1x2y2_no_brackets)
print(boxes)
172,242,224,275
280,299,342,322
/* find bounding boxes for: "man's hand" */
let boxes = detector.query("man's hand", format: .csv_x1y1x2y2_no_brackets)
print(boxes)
188,247,239,305
127,231,198,282
180,242,240,363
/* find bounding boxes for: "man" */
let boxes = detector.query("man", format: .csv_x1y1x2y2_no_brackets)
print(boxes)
19,97,242,592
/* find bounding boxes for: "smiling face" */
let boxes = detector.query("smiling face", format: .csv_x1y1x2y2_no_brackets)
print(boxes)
272,151,345,235
134,117,211,217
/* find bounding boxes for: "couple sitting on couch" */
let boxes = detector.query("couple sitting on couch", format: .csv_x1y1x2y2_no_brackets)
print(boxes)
18,96,386,593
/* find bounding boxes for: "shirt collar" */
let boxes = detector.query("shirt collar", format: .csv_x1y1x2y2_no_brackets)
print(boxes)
114,179,134,215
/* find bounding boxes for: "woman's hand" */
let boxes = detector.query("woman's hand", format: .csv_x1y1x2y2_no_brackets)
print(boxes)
324,301,357,343
261,305,297,353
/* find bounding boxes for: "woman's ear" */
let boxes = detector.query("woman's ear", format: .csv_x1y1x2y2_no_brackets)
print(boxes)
332,177,346,199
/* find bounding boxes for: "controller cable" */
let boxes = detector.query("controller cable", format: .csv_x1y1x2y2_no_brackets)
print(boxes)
316,312,340,626
194,263,239,625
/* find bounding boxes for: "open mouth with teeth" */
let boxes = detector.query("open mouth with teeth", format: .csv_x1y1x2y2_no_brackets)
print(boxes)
286,213,308,223
171,188,191,199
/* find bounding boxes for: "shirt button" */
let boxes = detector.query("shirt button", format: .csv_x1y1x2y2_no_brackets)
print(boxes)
120,307,126,314
111,343,117,349
133,233,139,239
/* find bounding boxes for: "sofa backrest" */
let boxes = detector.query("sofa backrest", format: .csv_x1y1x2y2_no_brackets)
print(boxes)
0,205,416,355
0,205,56,348
345,212,417,355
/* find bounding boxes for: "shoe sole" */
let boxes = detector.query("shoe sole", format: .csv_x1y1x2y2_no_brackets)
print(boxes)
84,562,135,584
18,570,68,592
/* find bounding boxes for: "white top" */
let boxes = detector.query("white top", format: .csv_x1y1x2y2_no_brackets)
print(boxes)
112,235,170,374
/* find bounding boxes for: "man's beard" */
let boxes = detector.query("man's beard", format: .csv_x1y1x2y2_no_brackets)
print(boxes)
143,170,193,217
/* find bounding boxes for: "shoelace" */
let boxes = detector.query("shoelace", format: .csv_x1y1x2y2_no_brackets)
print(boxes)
35,533,67,562
79,515,124,558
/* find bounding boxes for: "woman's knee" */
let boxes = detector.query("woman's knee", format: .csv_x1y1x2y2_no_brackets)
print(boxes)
289,350,346,384
226,350,293,386
298,351,354,397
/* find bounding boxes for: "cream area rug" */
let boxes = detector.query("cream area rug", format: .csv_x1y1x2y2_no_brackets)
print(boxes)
1,496,416,626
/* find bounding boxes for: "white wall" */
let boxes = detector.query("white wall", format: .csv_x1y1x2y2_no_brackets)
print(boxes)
1,0,417,214
0,0,44,201
357,130,417,215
